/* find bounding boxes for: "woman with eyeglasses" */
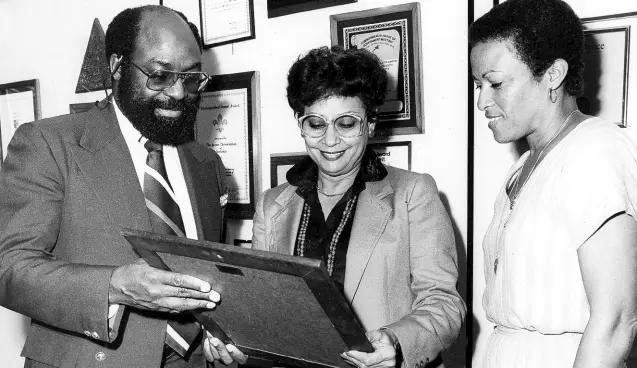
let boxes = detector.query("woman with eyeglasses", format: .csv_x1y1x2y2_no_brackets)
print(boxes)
205,46,465,368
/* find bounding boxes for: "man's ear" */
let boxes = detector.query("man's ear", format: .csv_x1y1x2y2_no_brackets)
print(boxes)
109,54,123,81
546,58,568,90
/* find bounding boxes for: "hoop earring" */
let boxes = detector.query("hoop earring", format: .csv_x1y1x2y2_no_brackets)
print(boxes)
549,88,557,103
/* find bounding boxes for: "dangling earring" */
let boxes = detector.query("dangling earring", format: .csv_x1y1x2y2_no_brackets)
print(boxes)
549,88,557,103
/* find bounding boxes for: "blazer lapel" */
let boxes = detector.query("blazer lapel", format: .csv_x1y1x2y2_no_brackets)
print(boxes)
344,179,394,303
71,104,150,245
271,185,304,255
178,142,223,242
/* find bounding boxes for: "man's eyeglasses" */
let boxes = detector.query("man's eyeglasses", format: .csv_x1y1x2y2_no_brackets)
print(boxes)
127,60,210,94
297,113,365,138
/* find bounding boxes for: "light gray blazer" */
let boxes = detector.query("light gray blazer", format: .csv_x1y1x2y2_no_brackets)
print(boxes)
252,165,466,368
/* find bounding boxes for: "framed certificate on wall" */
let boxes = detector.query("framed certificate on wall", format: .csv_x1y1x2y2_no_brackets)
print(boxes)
581,12,636,127
196,71,261,218
330,3,423,137
0,79,41,163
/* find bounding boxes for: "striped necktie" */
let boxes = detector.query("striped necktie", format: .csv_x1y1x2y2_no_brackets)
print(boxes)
143,140,200,359
144,140,185,238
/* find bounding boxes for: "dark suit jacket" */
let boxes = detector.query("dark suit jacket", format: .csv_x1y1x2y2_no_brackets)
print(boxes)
252,166,466,368
0,104,226,368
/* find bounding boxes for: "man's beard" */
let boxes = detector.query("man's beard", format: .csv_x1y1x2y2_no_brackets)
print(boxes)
115,67,200,146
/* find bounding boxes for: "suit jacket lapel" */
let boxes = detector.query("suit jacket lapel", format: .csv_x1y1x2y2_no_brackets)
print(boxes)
71,104,151,243
344,179,393,303
178,142,223,242
271,185,304,255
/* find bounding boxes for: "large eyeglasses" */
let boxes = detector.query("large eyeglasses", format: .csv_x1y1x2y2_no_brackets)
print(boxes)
128,60,210,94
297,113,365,138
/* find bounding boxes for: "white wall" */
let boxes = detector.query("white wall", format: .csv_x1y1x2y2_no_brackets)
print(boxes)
0,0,468,367
471,1,637,367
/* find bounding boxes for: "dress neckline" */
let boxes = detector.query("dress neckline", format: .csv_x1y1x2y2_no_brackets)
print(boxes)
504,116,593,210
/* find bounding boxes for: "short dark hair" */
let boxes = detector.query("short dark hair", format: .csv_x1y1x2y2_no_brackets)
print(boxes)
105,5,202,62
286,45,388,121
469,0,584,97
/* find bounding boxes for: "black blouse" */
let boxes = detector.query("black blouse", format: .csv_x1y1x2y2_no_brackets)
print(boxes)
286,147,387,293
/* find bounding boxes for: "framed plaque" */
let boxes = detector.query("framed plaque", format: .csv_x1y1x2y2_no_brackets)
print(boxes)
581,12,636,127
0,79,41,163
270,152,309,188
123,229,373,368
196,71,261,219
330,3,423,137
369,141,411,171
267,0,357,19
200,0,255,48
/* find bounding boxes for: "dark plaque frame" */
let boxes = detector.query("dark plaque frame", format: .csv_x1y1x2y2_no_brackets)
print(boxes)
267,0,357,19
123,229,373,368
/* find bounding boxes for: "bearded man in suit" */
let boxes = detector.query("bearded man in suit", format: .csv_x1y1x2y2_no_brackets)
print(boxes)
0,5,231,367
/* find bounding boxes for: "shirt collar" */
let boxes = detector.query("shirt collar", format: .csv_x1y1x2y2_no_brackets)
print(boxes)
286,146,388,196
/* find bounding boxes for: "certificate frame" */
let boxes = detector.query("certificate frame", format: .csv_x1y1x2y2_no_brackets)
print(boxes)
267,0,357,19
0,79,41,163
196,71,261,219
330,2,423,137
368,141,411,171
199,0,256,48
123,228,373,368
270,152,309,188
581,12,636,127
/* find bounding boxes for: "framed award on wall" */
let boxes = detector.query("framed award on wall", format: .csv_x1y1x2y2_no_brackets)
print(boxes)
196,71,261,219
330,3,424,137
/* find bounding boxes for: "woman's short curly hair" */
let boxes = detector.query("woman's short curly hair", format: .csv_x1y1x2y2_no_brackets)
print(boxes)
469,0,584,97
286,45,388,121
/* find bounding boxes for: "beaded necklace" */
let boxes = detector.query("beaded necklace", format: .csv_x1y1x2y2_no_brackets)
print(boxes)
296,194,358,276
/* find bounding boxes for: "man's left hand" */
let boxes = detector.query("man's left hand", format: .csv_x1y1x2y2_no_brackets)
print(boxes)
341,329,398,368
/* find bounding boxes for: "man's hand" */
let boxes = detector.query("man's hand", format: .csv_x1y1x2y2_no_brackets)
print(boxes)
203,331,249,365
108,258,220,313
341,329,398,368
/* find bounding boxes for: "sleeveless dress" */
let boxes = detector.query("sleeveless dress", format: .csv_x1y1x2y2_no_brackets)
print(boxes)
482,117,637,367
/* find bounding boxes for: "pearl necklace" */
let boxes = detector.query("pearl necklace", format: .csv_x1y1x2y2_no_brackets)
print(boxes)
508,109,579,210
296,194,358,275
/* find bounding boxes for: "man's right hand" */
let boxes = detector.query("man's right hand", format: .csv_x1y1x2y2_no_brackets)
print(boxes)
108,258,219,313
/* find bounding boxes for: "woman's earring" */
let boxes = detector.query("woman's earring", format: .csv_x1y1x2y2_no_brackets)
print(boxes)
549,88,557,103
